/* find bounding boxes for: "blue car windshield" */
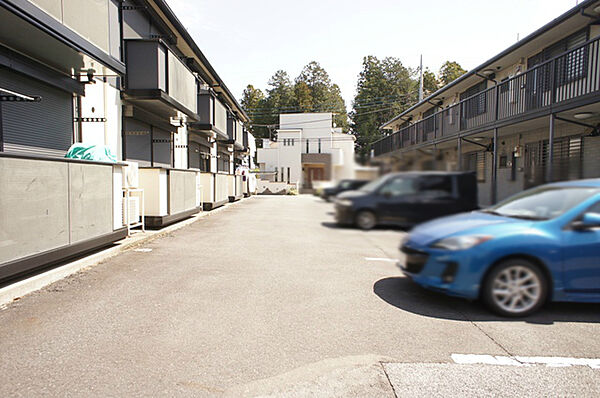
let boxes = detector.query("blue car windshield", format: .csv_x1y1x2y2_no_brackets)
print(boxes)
483,186,600,220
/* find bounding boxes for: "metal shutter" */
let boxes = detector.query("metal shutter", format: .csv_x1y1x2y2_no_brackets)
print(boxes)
124,118,151,166
583,136,600,178
465,151,486,182
188,141,201,169
152,127,172,167
551,137,583,182
525,135,587,188
0,67,73,156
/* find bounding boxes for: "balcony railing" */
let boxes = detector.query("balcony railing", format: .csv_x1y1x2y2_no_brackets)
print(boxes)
125,40,197,116
373,36,600,157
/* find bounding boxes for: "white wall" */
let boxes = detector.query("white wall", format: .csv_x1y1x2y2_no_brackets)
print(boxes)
258,113,358,185
80,77,122,159
173,112,188,169
331,131,356,182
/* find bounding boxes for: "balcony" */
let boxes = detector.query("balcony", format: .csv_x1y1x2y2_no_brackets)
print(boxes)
123,39,198,120
373,36,600,157
191,91,228,139
226,115,245,150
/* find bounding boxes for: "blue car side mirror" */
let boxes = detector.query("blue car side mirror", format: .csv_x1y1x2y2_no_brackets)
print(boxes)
573,212,600,230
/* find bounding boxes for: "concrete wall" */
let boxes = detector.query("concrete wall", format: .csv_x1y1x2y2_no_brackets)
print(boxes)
0,156,118,265
139,168,168,216
169,170,197,214
215,173,229,203
257,180,295,195
199,172,215,203
227,174,235,197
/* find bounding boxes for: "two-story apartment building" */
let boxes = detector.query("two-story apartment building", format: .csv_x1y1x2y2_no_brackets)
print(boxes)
0,0,250,282
372,0,600,206
257,113,357,192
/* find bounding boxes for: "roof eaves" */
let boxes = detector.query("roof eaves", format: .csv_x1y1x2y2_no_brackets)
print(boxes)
380,0,599,130
149,0,250,122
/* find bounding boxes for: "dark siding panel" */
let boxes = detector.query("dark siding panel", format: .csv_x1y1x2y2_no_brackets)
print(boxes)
124,118,151,166
152,127,171,167
0,67,73,153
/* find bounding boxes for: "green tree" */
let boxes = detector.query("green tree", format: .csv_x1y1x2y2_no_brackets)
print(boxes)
293,81,313,112
294,61,348,130
265,69,295,113
351,56,415,162
439,61,467,86
422,68,439,96
240,85,269,138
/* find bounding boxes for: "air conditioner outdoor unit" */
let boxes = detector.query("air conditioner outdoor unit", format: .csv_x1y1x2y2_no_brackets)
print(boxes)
122,196,140,225
123,161,139,188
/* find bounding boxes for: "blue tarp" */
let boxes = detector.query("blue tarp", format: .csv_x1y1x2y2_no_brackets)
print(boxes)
64,144,117,163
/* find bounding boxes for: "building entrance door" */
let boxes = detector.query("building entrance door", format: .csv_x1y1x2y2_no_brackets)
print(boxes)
303,165,325,189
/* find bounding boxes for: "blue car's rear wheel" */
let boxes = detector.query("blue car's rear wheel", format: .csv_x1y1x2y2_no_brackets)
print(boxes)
482,259,548,317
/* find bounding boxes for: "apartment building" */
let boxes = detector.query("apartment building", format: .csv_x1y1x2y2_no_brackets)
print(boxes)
0,0,250,281
257,113,357,192
372,0,600,206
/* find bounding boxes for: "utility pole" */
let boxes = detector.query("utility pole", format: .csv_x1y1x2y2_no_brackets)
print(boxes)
419,54,424,102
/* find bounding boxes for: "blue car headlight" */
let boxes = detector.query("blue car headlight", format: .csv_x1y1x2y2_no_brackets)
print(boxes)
430,235,493,251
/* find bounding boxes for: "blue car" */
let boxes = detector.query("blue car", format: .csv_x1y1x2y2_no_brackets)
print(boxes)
399,179,600,317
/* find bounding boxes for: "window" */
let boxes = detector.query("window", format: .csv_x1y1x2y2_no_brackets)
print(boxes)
318,138,322,153
466,152,486,182
416,176,454,199
423,107,438,135
306,139,309,153
380,177,417,197
460,81,488,119
488,187,599,220
528,29,589,88
218,152,230,172
274,167,278,182
585,201,600,216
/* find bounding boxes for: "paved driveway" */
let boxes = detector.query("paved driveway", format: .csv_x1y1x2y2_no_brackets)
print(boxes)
1,195,599,396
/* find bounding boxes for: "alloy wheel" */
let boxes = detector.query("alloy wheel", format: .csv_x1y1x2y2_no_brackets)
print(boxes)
356,211,376,230
491,265,542,314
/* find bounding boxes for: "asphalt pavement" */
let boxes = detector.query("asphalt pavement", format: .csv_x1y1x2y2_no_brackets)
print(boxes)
0,195,599,397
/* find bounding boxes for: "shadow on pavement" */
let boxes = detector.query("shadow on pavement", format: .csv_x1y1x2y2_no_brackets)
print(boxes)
373,276,600,325
321,222,407,232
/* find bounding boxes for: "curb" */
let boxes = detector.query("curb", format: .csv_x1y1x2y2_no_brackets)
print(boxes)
0,197,253,309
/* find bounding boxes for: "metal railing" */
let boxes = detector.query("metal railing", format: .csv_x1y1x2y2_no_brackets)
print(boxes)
373,36,600,157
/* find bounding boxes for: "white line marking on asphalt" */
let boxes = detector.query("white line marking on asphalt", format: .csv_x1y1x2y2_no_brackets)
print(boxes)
364,257,398,263
451,354,600,369
134,248,152,253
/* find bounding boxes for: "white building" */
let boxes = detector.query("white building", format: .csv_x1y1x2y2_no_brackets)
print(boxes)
257,113,357,191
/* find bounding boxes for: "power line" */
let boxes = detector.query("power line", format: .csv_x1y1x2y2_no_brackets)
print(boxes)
249,105,398,129
244,92,417,116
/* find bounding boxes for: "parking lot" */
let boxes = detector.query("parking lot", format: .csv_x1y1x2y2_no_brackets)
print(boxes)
1,195,599,396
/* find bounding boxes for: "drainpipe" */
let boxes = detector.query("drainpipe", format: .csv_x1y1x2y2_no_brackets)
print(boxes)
457,136,462,171
0,100,4,152
547,114,555,183
491,128,498,204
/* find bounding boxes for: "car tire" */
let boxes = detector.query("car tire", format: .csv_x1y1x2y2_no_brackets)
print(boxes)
482,258,548,317
355,210,377,230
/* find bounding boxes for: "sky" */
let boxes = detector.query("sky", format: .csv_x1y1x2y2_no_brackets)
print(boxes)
165,0,580,109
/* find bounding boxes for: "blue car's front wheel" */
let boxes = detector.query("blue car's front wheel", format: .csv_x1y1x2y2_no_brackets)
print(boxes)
482,259,548,317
